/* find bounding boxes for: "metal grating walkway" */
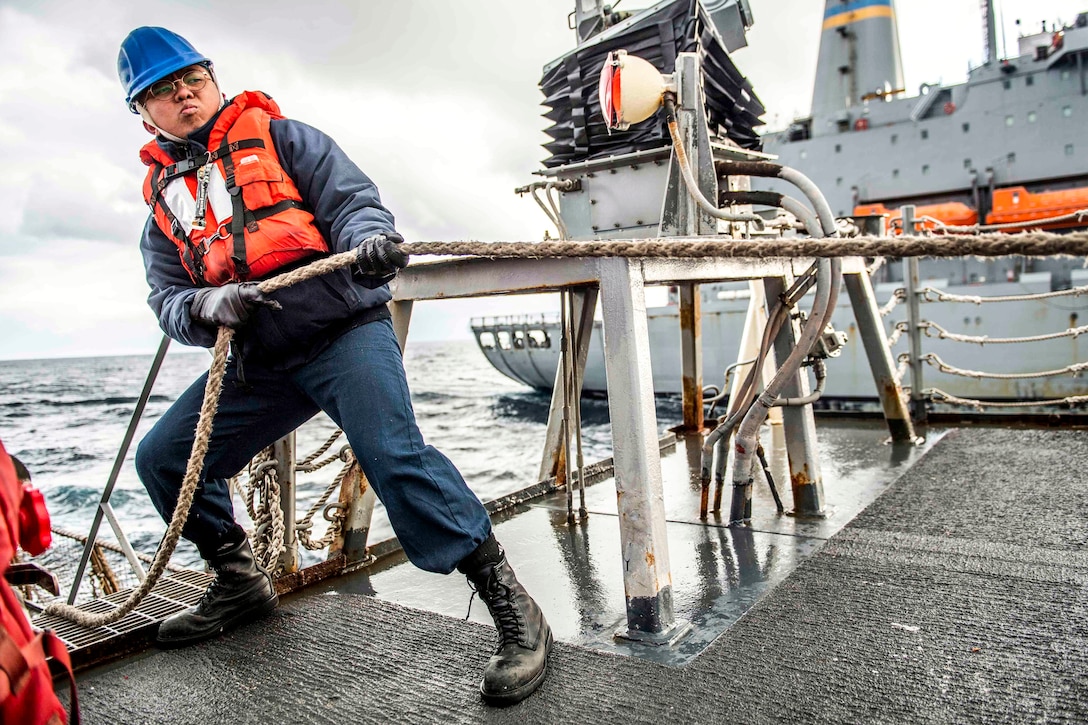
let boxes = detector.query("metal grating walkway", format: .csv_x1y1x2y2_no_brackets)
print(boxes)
34,569,212,667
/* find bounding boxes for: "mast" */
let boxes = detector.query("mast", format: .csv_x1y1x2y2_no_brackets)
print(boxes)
810,0,905,131
981,0,999,64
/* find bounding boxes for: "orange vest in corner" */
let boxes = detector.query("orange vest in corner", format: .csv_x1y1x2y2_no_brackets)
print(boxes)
0,441,75,725
140,91,329,286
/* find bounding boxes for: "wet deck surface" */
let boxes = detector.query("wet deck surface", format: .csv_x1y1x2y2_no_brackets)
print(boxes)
71,425,1088,723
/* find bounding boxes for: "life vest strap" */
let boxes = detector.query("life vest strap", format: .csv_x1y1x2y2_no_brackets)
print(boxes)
159,138,266,184
150,163,208,285
248,199,307,225
219,150,251,279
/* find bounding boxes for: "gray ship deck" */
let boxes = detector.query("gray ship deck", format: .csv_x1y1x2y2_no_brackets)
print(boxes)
71,425,1088,724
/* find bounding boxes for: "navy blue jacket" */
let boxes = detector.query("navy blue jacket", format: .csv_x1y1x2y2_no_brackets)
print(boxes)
140,99,396,369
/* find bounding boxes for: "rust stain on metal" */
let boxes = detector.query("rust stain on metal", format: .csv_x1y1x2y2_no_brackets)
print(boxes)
274,554,348,595
555,441,568,489
646,551,656,568
680,381,705,431
791,465,813,489
678,283,703,431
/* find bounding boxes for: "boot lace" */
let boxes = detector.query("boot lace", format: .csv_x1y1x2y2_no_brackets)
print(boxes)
486,580,524,648
464,578,525,647
195,571,226,612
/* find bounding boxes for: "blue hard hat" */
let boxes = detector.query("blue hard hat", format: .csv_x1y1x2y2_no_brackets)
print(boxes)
118,27,210,113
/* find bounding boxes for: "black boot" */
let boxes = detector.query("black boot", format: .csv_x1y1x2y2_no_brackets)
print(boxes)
156,537,278,648
460,537,552,705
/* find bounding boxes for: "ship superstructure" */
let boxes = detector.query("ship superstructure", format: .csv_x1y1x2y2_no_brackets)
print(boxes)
472,0,1088,417
763,1,1088,223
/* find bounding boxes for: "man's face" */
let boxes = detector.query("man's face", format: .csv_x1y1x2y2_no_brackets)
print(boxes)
142,65,220,139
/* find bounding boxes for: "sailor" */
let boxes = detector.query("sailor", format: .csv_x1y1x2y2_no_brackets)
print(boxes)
117,27,551,705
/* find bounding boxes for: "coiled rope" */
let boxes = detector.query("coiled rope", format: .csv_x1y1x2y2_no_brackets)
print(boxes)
44,230,1088,626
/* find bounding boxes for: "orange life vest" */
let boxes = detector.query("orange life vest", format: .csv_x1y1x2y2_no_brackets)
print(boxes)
0,441,77,725
140,92,328,286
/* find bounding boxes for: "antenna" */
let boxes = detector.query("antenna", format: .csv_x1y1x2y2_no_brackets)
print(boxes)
998,1,1008,61
981,0,999,64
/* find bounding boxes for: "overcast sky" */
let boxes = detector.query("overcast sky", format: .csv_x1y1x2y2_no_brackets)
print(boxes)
0,0,1083,360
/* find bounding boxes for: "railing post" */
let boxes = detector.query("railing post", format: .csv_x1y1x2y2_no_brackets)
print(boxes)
678,283,704,431
843,270,916,441
329,463,376,566
539,287,598,482
67,335,171,604
598,257,688,643
901,205,928,423
761,275,825,516
273,434,300,574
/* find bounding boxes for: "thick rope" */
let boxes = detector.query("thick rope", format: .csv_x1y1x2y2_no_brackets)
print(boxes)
396,232,1088,260
44,252,364,626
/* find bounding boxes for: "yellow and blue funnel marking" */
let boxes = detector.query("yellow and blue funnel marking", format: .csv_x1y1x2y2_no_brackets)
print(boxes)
823,0,895,30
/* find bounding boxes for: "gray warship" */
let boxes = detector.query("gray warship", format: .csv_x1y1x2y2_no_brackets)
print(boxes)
473,0,1088,416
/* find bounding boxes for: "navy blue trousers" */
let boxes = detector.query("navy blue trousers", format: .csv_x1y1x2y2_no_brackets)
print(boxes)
135,318,491,573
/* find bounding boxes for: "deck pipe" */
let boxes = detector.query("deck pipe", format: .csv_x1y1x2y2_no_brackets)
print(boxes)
667,126,841,522
714,160,844,523
771,358,828,407
662,95,765,230
703,265,823,516
723,161,916,442
730,258,841,523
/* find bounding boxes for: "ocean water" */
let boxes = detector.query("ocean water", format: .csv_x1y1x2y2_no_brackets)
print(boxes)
0,341,682,569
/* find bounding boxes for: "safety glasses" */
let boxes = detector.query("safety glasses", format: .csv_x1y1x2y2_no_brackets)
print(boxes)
144,69,210,102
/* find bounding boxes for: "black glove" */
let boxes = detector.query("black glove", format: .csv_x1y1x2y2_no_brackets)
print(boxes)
190,282,282,329
354,232,408,289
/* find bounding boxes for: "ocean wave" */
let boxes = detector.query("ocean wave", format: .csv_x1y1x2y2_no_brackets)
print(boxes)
3,394,173,408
